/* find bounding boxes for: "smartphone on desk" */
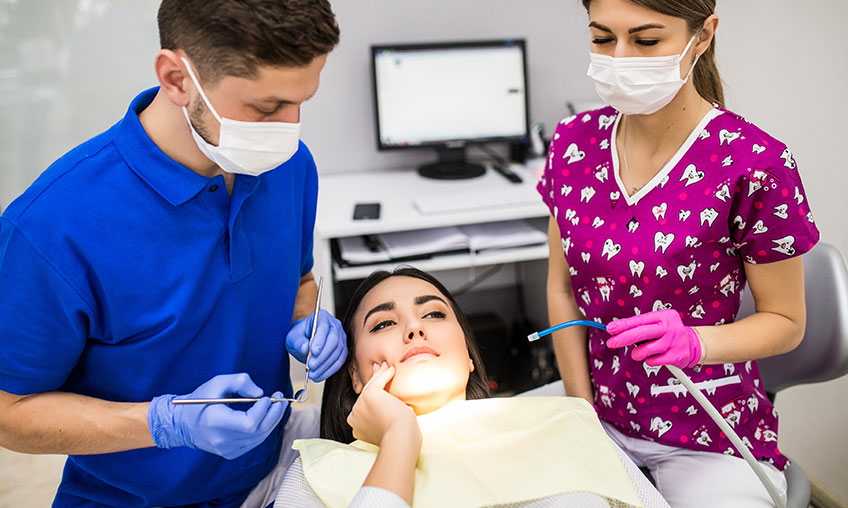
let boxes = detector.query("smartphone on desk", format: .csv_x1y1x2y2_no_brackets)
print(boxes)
353,202,381,220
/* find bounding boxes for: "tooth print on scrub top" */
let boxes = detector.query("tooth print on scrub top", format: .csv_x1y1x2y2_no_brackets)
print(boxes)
537,106,820,470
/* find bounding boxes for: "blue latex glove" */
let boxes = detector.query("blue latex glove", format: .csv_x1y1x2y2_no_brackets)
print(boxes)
285,309,347,382
148,373,287,460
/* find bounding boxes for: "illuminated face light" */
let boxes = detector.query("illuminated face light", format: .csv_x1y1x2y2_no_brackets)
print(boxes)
351,276,474,415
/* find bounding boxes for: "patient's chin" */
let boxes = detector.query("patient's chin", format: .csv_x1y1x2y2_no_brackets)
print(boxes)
388,362,468,414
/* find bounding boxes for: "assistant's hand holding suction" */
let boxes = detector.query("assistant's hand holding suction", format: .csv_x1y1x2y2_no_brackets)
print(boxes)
606,309,703,369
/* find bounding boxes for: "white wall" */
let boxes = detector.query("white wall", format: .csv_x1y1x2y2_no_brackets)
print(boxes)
0,0,846,501
0,0,161,210
717,0,848,264
715,1,848,501
300,0,595,174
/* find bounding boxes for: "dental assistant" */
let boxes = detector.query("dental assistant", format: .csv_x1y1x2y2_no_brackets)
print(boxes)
0,1,346,507
539,0,819,506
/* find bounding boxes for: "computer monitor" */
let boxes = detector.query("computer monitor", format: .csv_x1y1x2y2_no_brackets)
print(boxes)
372,39,529,180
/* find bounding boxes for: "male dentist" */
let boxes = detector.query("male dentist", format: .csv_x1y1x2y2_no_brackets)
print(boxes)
0,1,346,506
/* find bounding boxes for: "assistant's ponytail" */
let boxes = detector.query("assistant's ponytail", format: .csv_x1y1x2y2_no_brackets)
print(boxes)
692,35,723,106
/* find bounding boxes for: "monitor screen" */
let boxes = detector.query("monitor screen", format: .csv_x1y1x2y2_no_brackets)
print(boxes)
372,40,529,150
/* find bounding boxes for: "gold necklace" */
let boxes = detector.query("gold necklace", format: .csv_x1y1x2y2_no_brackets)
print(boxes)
620,100,704,195
620,116,641,194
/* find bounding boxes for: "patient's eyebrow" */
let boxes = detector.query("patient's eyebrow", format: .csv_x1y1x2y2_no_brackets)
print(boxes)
414,295,448,306
363,302,395,325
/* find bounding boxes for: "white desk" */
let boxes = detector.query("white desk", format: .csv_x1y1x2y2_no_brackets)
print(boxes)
313,164,550,314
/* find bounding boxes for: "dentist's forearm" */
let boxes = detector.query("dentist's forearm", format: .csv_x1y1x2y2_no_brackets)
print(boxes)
292,272,318,322
0,389,155,455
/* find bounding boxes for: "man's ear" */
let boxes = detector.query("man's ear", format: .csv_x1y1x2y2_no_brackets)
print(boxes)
350,362,363,394
154,48,191,108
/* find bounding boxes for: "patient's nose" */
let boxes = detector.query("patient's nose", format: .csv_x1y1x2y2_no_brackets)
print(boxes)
406,329,425,341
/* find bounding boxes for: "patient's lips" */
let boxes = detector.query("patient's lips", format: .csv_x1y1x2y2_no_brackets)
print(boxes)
400,345,440,362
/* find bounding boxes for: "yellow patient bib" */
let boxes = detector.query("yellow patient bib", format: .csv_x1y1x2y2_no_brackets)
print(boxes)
293,396,642,508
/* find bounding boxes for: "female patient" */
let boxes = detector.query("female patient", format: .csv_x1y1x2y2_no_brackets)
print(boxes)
275,267,669,507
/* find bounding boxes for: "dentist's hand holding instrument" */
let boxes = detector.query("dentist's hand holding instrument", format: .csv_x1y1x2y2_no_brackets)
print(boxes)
286,275,347,384
286,309,347,382
149,373,287,460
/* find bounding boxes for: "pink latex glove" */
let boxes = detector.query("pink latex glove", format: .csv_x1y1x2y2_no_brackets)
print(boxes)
605,309,703,369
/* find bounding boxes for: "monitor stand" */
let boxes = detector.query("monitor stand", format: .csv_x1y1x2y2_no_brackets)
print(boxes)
418,146,485,180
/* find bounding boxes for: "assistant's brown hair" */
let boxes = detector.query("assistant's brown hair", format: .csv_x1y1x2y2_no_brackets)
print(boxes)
320,267,491,444
582,0,724,107
158,0,340,84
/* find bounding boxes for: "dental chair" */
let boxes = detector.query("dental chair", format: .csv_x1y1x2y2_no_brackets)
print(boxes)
737,242,848,507
520,242,848,508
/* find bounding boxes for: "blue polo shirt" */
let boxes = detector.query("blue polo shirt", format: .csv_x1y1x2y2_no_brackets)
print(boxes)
0,87,317,507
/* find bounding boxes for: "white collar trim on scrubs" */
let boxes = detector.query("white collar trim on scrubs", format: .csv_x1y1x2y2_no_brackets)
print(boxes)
610,107,723,207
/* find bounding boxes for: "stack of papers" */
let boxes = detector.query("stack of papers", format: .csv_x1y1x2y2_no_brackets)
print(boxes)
336,236,392,265
335,220,547,266
379,226,469,259
459,221,547,252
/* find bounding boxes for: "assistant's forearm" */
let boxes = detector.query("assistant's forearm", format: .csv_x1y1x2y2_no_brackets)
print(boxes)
0,390,154,455
547,290,593,402
362,426,419,506
695,310,805,365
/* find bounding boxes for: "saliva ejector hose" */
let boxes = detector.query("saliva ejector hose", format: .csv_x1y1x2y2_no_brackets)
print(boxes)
528,320,785,508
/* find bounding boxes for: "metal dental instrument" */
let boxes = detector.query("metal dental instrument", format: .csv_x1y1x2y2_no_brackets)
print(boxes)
528,319,786,508
173,275,324,406
294,274,324,403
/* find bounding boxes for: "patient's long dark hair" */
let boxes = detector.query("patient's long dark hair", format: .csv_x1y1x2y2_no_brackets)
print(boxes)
320,267,491,443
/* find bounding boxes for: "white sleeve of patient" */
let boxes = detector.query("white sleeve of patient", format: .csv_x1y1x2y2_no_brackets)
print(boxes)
350,487,410,508
275,457,410,508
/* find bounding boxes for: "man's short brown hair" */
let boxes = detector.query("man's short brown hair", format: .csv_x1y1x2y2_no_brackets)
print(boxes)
158,0,340,84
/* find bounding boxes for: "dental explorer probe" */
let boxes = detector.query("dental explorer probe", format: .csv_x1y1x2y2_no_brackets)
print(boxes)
527,320,786,508
173,276,324,406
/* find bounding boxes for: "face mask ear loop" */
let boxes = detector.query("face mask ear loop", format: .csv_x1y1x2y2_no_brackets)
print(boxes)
679,35,701,82
180,57,223,124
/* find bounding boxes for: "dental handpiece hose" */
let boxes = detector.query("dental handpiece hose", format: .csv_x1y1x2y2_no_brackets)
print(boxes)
528,320,785,508
665,364,785,508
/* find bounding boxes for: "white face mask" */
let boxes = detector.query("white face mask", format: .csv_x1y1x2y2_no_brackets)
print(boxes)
587,36,699,116
180,57,301,176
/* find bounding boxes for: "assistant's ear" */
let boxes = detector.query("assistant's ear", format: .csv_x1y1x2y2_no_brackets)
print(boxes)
154,49,191,109
695,14,719,57
349,362,364,394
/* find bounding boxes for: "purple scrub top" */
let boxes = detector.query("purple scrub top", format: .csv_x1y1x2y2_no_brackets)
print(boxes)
537,105,820,469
